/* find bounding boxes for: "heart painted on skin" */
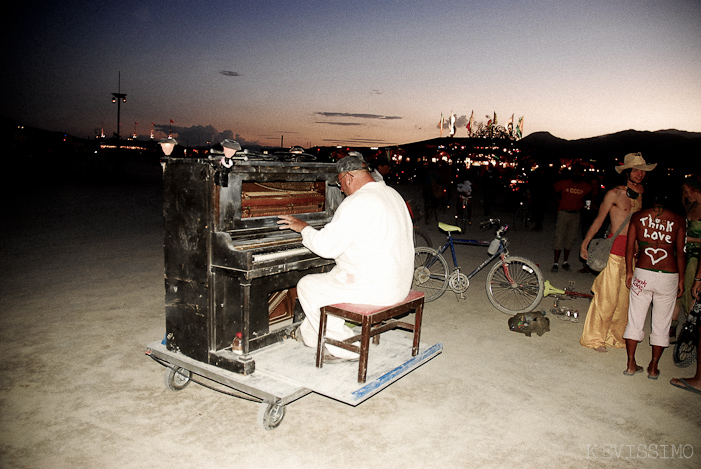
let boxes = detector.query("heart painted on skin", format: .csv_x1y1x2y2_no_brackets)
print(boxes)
644,247,668,265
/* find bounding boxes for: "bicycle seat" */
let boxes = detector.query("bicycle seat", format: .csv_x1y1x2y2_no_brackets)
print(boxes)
439,222,461,233
543,280,566,296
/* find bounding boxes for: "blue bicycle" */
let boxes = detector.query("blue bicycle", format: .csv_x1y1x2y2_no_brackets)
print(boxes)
412,219,544,314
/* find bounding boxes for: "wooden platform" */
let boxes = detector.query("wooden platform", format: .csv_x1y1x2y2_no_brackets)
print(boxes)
147,330,442,406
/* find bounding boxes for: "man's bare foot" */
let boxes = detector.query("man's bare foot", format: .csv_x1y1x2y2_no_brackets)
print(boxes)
623,365,643,376
647,365,660,380
670,377,701,394
594,346,607,353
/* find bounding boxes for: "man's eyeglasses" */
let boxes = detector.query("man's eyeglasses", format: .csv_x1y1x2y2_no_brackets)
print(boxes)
338,172,353,185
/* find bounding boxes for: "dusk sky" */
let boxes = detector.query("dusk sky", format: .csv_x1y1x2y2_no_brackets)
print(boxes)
4,0,701,148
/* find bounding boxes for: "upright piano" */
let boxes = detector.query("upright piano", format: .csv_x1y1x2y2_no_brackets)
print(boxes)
162,155,343,375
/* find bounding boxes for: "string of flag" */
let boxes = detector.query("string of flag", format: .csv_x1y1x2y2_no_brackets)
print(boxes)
439,111,524,139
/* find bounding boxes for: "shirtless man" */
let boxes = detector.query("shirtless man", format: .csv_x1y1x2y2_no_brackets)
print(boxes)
579,153,656,352
622,197,685,379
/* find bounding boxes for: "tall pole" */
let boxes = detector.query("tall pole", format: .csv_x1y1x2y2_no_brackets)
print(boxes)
111,72,127,146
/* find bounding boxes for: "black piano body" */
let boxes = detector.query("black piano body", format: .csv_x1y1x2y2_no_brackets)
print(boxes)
162,156,343,375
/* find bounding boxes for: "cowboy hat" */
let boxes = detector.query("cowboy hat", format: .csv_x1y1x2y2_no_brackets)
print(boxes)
615,152,657,173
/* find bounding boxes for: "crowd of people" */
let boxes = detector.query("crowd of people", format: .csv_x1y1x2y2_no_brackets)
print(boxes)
277,148,700,396
572,155,700,395
405,151,701,395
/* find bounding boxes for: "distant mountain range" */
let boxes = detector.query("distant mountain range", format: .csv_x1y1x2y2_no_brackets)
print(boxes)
3,114,699,176
518,129,701,174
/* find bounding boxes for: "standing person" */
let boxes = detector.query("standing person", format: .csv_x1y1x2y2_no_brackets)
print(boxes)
481,164,499,216
277,154,414,360
670,260,701,394
369,154,392,182
456,171,473,224
528,166,551,231
622,196,685,378
422,163,442,224
670,174,701,341
551,165,593,272
579,153,657,352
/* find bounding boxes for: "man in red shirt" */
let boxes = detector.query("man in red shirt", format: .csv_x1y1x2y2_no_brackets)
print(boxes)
552,166,593,272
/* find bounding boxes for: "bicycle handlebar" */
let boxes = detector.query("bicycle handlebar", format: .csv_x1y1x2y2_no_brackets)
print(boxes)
479,218,500,229
479,218,509,239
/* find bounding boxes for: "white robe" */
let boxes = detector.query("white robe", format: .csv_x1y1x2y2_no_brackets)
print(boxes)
297,181,414,358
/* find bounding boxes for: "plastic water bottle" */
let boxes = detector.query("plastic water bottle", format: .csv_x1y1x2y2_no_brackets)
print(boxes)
232,332,243,354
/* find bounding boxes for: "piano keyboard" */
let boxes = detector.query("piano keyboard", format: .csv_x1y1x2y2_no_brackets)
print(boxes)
252,246,312,263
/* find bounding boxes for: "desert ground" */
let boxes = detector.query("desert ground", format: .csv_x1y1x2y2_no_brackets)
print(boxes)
1,161,699,469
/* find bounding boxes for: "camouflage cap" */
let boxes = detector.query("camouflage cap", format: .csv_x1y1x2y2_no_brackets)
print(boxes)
327,152,369,185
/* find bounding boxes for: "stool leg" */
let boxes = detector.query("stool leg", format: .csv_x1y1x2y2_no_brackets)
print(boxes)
358,317,371,383
316,308,328,368
412,302,424,356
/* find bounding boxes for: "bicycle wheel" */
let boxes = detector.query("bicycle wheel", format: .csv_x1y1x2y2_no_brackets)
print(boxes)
413,247,449,302
413,227,433,249
485,256,544,314
673,325,698,368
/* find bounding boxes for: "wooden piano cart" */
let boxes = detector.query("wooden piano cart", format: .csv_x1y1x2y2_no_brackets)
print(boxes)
147,150,441,430
146,332,442,430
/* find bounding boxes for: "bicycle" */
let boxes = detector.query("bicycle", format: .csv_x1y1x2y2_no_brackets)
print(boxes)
456,193,472,232
542,280,593,322
673,299,700,368
513,200,535,230
412,218,544,314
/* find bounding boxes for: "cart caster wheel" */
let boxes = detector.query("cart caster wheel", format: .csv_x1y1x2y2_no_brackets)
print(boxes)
164,366,191,391
258,402,286,431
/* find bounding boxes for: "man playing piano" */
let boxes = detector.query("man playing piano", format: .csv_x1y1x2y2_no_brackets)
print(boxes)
277,153,415,360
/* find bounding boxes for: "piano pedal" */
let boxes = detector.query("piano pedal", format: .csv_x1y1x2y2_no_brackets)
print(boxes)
292,326,305,343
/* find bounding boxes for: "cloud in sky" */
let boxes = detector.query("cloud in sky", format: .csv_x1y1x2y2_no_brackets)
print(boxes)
153,123,246,147
316,122,363,127
315,112,402,120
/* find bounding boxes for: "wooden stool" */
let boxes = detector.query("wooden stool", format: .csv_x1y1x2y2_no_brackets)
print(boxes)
316,290,425,383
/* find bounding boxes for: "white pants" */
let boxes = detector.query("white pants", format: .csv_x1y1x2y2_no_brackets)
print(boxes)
297,269,407,359
623,268,678,347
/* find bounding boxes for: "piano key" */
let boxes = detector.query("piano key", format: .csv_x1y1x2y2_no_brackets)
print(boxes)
252,246,312,263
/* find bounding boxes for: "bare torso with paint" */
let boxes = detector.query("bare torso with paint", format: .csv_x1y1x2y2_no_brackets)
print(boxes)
627,206,686,273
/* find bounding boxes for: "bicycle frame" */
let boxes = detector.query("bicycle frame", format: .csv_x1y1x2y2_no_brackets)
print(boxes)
434,229,511,283
413,219,545,312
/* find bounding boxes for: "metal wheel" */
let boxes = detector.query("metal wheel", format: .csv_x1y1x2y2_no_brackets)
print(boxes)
673,326,698,368
413,227,433,249
513,206,531,230
258,401,286,431
413,247,449,302
164,366,192,391
485,256,544,314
